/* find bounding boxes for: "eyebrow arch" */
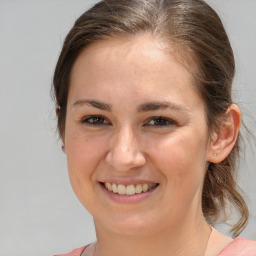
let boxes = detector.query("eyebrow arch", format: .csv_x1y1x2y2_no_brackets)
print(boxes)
72,99,189,113
137,101,189,112
72,99,112,111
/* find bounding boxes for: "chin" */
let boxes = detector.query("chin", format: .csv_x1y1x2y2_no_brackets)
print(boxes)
95,213,163,237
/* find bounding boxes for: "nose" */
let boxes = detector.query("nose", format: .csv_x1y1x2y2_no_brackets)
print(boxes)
105,126,146,172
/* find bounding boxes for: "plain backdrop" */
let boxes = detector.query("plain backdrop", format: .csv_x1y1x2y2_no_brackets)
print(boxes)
0,1,255,255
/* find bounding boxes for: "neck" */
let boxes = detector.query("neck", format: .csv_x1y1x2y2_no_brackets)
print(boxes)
93,216,211,256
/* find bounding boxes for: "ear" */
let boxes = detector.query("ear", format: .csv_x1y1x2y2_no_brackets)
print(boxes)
56,107,60,116
207,104,241,163
62,144,66,153
61,134,66,154
56,107,66,154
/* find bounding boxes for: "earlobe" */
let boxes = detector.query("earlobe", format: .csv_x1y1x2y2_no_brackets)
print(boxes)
56,106,61,116
62,144,66,153
207,104,241,163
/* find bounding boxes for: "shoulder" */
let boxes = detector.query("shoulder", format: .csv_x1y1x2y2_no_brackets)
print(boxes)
54,245,88,256
218,238,256,256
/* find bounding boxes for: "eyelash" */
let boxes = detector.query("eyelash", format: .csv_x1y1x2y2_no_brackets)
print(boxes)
82,115,177,128
81,115,110,126
144,116,176,127
81,115,176,128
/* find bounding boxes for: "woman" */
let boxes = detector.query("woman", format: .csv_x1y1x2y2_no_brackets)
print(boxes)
53,0,256,255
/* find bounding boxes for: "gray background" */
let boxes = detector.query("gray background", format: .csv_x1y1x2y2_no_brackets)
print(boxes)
0,1,255,255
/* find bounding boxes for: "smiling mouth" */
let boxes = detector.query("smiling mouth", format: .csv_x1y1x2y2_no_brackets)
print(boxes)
100,182,159,196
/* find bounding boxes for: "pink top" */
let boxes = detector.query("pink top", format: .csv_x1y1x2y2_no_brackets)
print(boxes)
218,238,256,256
55,245,88,256
55,238,256,256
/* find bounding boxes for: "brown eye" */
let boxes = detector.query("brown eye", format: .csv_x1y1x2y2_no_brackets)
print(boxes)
82,115,109,126
145,117,176,127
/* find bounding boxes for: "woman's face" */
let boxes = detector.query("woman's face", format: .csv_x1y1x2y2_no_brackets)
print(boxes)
64,35,213,236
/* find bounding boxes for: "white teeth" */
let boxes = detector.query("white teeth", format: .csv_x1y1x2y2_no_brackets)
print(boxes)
103,182,157,195
112,183,118,193
126,185,136,195
135,184,143,193
117,184,126,195
142,184,149,192
105,182,112,191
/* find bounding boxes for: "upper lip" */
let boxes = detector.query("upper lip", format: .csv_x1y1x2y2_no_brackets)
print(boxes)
99,179,159,186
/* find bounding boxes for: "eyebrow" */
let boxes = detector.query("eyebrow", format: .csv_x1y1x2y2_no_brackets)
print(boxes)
72,99,189,112
72,99,112,111
137,102,189,112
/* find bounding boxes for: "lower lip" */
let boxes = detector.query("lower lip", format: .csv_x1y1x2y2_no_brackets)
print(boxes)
99,183,159,204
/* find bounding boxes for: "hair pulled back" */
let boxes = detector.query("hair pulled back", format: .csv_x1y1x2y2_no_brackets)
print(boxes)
53,0,248,236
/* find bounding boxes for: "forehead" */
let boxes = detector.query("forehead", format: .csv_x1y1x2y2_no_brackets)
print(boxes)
73,34,170,73
69,34,203,110
71,33,194,83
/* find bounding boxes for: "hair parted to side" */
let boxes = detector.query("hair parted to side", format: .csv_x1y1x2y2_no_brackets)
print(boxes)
53,0,248,236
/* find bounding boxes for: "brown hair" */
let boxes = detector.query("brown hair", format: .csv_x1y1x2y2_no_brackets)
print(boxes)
53,0,248,236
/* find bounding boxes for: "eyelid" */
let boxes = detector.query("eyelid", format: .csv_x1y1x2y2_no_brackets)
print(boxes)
144,116,177,127
81,115,111,126
80,115,176,128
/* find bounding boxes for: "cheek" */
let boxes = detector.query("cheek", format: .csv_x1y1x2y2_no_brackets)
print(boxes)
147,131,208,190
66,129,105,171
64,129,107,202
142,131,209,223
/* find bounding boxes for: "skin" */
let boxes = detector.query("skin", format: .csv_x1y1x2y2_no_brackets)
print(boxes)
63,34,240,256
